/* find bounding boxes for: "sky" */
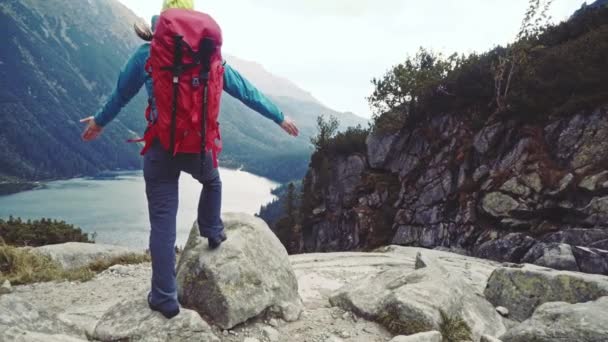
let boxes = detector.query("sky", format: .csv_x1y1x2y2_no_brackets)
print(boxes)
118,0,588,118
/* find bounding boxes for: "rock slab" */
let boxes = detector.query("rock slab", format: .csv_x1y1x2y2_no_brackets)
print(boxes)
484,264,608,321
500,297,608,342
389,331,442,342
93,294,219,342
33,242,140,270
176,213,303,329
330,252,505,340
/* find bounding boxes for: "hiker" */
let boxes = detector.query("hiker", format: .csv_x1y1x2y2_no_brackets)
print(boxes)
80,0,299,319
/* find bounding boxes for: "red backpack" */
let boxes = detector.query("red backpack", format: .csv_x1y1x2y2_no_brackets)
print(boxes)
137,9,224,167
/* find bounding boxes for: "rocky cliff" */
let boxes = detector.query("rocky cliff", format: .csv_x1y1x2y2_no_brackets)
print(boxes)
295,105,608,275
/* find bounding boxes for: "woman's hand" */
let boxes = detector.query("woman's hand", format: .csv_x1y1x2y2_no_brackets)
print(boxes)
280,116,299,137
80,116,104,141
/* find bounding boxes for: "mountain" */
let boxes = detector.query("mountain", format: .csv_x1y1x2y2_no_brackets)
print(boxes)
0,0,367,187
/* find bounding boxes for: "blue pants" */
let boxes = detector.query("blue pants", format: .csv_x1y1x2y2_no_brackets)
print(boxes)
144,140,224,309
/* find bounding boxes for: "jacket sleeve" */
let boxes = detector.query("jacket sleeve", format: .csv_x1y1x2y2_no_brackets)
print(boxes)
223,63,285,125
93,44,149,127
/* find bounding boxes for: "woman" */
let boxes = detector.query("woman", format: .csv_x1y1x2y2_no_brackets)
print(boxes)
81,0,299,319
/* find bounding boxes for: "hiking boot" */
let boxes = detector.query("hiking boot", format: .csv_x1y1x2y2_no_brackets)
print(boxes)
148,293,180,319
208,231,227,250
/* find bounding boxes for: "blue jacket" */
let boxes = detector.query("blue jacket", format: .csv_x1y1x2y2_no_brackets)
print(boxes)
94,43,285,127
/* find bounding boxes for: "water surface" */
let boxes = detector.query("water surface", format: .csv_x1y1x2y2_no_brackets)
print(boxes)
0,170,277,249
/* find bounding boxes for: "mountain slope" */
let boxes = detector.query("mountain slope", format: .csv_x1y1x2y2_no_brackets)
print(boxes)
0,0,367,185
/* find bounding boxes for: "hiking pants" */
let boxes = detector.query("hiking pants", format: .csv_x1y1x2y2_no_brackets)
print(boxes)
144,139,224,308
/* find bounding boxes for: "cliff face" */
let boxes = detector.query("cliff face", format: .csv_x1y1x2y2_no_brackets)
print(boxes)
297,106,608,274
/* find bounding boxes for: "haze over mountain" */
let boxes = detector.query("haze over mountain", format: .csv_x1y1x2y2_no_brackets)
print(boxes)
0,0,366,188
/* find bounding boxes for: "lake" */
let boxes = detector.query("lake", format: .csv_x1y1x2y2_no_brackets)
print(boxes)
0,170,278,249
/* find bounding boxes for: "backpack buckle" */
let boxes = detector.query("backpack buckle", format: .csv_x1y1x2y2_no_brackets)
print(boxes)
192,77,200,87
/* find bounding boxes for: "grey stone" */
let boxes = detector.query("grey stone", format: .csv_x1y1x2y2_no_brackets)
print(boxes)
500,178,530,197
521,173,542,193
93,294,219,342
481,193,521,218
484,264,608,321
475,233,537,263
496,306,509,317
542,228,608,249
366,131,398,169
481,335,503,342
330,253,505,340
389,331,442,342
584,196,608,225
571,246,608,275
32,242,140,270
0,295,86,341
579,171,608,191
262,326,280,342
547,173,574,195
474,123,505,154
500,297,608,342
176,213,303,329
521,243,579,272
473,165,490,182
0,280,12,295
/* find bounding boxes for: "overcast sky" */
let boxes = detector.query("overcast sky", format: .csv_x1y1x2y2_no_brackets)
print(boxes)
118,0,588,118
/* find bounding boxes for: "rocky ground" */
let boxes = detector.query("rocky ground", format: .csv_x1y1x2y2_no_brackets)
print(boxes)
2,215,608,342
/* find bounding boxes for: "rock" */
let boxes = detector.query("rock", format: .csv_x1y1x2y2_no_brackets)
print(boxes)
480,335,503,342
0,280,12,295
542,228,608,249
481,193,521,218
571,246,608,275
500,297,608,342
500,178,530,197
475,233,537,263
330,253,505,340
176,213,303,329
32,242,140,270
548,173,574,195
244,338,260,342
262,326,280,342
521,243,579,272
0,295,86,341
92,294,219,342
484,264,608,321
583,196,608,225
474,165,490,182
389,331,442,342
367,131,398,169
474,123,505,154
578,171,608,191
521,173,542,193
0,330,88,342
496,306,509,317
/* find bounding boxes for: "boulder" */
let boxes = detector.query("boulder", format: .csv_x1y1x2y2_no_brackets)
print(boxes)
500,297,608,342
329,252,505,340
176,213,303,329
93,295,219,342
0,295,86,341
481,193,521,218
521,243,579,272
571,246,608,275
475,233,537,263
484,264,608,321
389,331,442,342
32,242,140,270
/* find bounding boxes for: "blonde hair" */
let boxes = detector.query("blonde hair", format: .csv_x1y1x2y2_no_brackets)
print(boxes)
162,0,194,11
